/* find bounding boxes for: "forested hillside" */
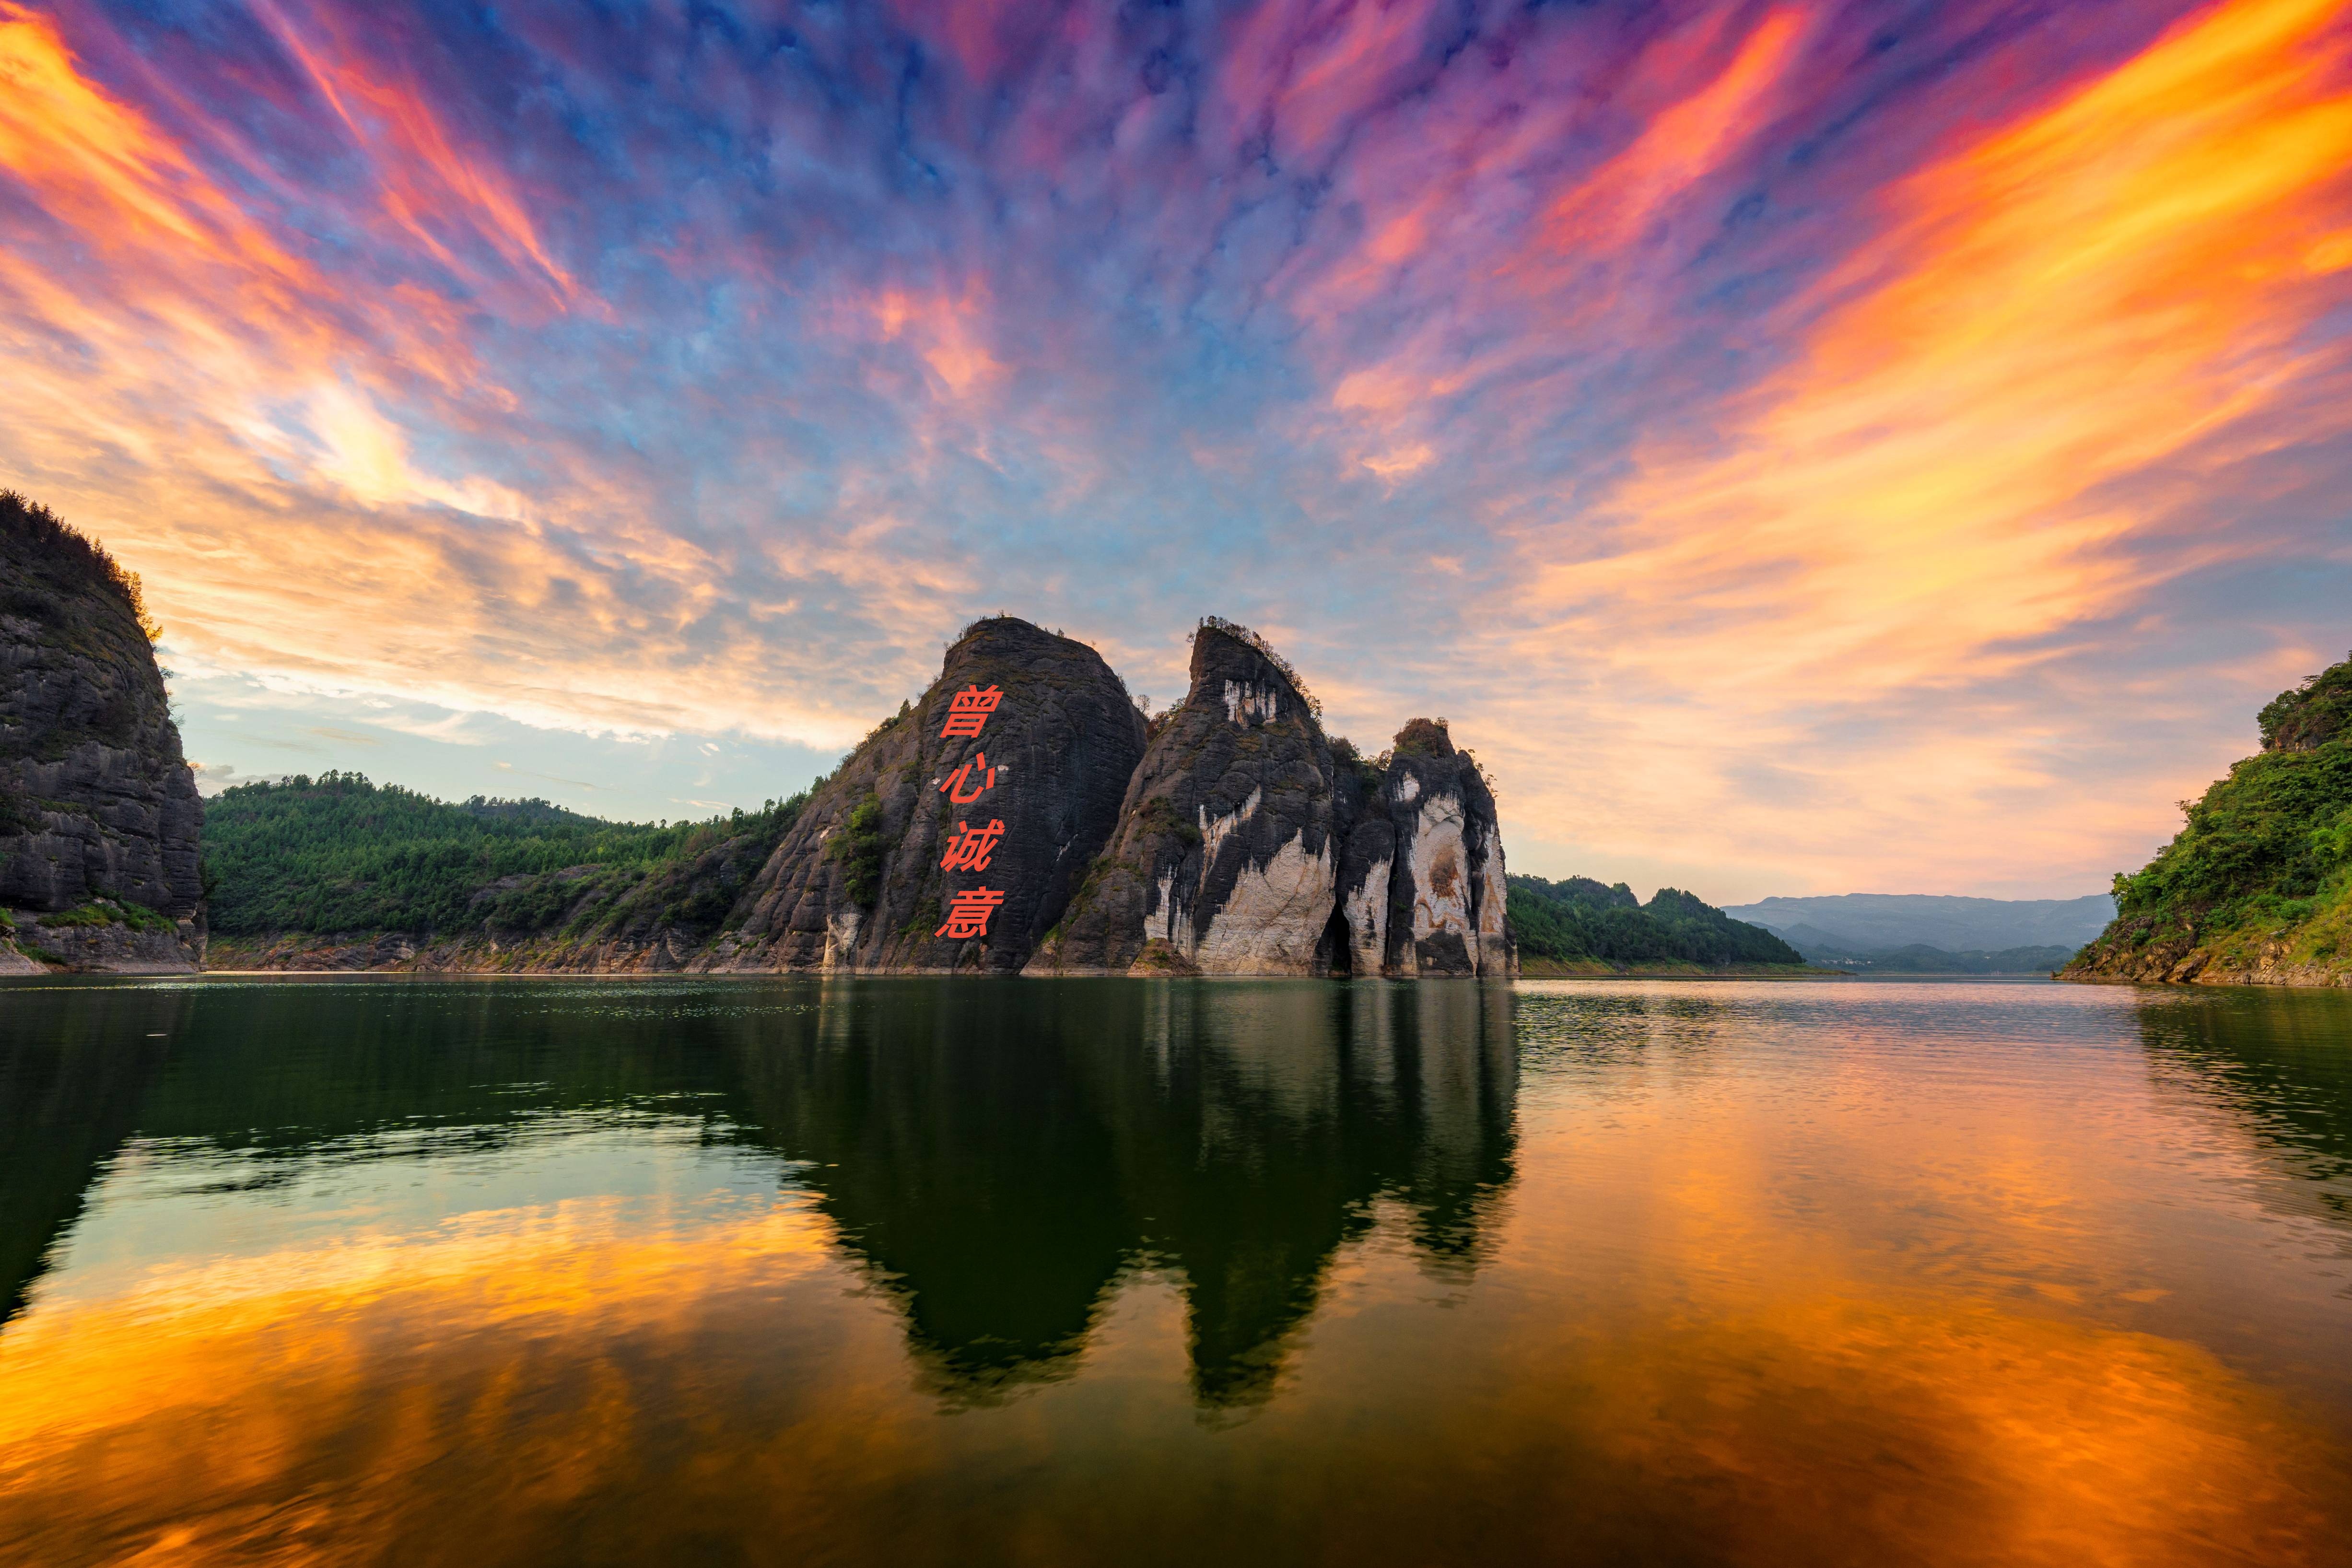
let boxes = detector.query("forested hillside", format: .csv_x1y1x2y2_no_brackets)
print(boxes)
2066,655,2352,986
204,773,806,943
1507,875,1803,970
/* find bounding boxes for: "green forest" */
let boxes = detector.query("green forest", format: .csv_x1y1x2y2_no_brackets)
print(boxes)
1505,875,1803,968
203,772,807,940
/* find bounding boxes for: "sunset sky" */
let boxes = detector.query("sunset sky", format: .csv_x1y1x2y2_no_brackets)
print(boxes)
3,0,2348,901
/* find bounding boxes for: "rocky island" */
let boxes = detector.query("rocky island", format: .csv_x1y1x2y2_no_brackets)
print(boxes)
204,616,1514,978
0,494,205,973
2065,653,2352,987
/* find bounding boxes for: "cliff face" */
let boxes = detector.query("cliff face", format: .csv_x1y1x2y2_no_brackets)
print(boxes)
711,617,1147,974
2065,654,2352,988
1032,624,1347,975
0,495,204,972
1032,627,1513,978
1361,719,1513,978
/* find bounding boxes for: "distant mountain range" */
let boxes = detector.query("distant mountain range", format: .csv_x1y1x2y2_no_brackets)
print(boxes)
1719,893,2115,973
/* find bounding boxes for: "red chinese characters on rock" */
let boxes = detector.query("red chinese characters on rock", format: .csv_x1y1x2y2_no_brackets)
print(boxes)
936,684,1007,942
936,887,1005,940
939,685,1003,739
940,819,1005,873
940,751,996,804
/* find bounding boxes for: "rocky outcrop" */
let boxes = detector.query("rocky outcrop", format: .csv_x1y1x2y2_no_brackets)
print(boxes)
0,494,204,971
181,611,1510,981
709,617,1147,974
1032,624,1513,978
1346,719,1513,978
1031,623,1348,975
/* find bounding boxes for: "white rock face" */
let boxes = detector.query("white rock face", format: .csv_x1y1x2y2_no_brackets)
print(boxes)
1191,831,1338,974
1200,786,1263,866
1404,790,1474,953
822,907,861,972
1141,824,1337,976
1474,834,1513,977
1222,679,1282,727
1343,854,1391,976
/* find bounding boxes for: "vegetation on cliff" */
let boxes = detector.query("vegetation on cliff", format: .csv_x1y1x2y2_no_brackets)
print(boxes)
204,772,806,941
2067,655,2352,985
1507,875,1803,969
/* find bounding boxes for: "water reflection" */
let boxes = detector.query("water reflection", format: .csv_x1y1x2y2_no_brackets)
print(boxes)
5,978,2352,1568
0,985,187,1321
740,981,1515,1403
2136,986,2352,1224
0,978,1515,1408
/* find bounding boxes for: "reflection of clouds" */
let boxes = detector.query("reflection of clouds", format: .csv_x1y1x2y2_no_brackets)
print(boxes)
3,980,2351,1559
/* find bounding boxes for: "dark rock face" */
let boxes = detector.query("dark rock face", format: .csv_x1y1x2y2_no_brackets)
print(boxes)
1030,627,1513,979
1031,625,1349,975
714,618,1146,973
0,496,204,968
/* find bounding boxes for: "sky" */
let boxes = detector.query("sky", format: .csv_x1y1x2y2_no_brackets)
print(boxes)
2,0,2349,902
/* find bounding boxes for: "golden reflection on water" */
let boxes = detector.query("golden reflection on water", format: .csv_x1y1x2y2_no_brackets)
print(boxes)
0,979,2348,1566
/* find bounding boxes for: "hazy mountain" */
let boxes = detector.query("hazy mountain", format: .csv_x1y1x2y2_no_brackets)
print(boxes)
1720,894,2114,954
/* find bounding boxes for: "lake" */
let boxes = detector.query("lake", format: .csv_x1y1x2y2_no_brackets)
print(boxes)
2,976,2350,1566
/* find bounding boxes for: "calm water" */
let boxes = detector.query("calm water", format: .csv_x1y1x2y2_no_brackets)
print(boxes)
3,977,2351,1566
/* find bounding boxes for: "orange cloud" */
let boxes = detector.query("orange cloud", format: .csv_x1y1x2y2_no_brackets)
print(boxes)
1479,0,2352,891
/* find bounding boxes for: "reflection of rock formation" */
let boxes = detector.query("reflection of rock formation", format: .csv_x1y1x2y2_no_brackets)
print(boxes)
0,988,186,1322
727,979,1518,1404
5,976,1518,1407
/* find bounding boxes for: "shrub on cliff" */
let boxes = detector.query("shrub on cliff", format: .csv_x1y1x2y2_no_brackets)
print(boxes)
0,491,160,643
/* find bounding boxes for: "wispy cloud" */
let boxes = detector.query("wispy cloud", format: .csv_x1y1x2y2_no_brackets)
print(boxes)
2,0,2345,892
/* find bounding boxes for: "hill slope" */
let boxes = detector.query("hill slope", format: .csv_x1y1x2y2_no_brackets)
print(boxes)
2064,655,2352,987
1508,876,1803,972
1721,893,2113,952
202,773,806,970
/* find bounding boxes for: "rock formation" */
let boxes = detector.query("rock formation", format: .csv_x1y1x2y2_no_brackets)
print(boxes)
1346,717,1513,978
709,616,1147,973
1030,622,1347,975
1031,623,1514,978
186,613,1510,980
0,494,204,971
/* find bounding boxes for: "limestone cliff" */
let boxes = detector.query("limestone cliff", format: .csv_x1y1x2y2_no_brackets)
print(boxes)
0,494,204,972
1032,624,1514,978
1031,622,1348,975
709,617,1146,973
1351,718,1513,978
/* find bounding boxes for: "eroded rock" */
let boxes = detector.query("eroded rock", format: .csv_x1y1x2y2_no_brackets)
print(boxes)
716,617,1146,973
